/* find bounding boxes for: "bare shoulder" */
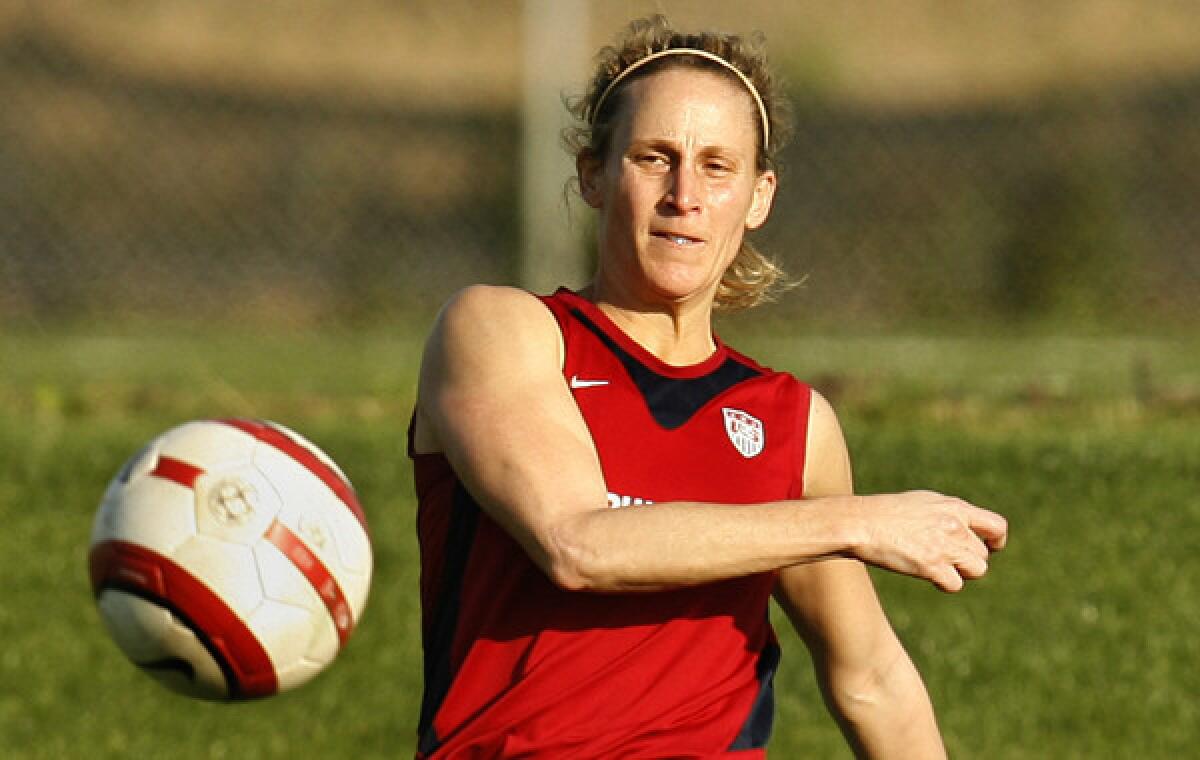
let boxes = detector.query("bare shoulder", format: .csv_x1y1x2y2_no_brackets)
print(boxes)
425,285,563,371
436,284,558,341
442,283,546,316
803,389,853,499
415,286,565,453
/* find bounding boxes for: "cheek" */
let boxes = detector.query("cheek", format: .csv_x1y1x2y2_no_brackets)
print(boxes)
709,184,736,206
708,176,757,213
709,184,755,237
609,179,660,229
607,185,641,232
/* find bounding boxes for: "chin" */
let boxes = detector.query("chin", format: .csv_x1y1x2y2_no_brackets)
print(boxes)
637,253,729,303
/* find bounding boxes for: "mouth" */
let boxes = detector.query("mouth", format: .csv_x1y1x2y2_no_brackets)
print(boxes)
651,230,705,247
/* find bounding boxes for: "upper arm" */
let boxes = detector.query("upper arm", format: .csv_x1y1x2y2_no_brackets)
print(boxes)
802,389,853,500
415,285,609,580
775,390,894,667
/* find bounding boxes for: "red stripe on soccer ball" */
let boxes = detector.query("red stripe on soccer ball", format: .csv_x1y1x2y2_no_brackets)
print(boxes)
150,456,205,489
264,519,355,647
88,540,279,699
218,418,369,533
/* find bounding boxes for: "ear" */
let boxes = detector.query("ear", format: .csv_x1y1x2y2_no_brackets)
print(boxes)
744,170,777,231
577,152,606,209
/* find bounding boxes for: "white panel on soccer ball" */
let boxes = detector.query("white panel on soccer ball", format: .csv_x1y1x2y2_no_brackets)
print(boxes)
312,500,372,616
262,420,353,486
323,502,373,594
273,656,329,695
251,447,326,523
276,504,357,587
173,536,264,616
253,542,318,609
314,491,372,576
255,446,370,575
159,420,257,474
92,476,198,555
97,590,228,699
271,500,371,617
192,465,281,546
258,443,371,574
100,439,162,506
247,598,338,692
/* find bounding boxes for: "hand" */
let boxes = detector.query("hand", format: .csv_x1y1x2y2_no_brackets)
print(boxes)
848,491,1008,592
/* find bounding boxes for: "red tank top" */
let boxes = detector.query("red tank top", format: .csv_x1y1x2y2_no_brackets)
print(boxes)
411,289,812,758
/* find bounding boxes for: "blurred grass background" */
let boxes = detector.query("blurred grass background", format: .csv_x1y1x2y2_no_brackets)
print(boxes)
2,331,1197,758
2,1,1198,758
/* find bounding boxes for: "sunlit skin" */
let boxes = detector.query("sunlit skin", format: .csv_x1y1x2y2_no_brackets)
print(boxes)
578,67,777,364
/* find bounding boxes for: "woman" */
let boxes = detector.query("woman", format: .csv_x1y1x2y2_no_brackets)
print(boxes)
409,16,1006,759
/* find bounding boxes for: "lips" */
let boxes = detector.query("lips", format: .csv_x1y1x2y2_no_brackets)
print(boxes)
651,230,705,246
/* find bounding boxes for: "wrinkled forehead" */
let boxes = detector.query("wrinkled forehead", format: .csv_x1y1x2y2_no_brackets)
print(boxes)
610,67,762,153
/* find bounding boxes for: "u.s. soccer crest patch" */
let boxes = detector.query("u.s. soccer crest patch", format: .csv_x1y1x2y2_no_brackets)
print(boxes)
722,407,764,458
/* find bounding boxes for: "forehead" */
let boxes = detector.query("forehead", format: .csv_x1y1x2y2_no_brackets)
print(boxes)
615,67,760,149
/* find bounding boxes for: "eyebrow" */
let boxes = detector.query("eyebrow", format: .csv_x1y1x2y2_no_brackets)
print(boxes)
625,137,745,159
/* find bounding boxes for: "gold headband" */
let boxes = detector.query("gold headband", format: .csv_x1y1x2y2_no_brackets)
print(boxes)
590,48,771,148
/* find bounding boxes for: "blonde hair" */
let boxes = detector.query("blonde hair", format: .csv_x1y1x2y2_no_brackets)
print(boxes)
564,15,794,311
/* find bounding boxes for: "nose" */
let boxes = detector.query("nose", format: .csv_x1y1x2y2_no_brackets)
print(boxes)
664,165,701,214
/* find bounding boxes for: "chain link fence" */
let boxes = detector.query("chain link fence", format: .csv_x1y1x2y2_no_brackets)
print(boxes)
769,81,1200,328
1,3,1197,331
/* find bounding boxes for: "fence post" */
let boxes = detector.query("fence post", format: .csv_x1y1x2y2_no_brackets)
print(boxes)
520,0,590,294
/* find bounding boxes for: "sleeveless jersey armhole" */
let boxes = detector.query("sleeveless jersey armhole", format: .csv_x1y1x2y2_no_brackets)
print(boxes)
788,381,814,500
535,289,573,373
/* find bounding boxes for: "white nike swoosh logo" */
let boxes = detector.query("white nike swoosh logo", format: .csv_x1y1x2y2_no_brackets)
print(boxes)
569,375,610,389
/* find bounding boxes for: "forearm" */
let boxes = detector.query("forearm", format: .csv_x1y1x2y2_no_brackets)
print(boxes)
545,497,863,592
824,643,946,760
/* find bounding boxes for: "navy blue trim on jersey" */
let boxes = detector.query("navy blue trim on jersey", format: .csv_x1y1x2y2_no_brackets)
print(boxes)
727,637,781,751
417,483,482,757
570,308,763,430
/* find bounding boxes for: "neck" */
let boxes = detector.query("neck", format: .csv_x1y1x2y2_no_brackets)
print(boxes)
580,280,719,366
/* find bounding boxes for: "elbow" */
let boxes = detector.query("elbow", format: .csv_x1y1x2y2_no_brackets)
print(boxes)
833,671,887,717
539,518,608,592
543,561,593,593
827,650,912,722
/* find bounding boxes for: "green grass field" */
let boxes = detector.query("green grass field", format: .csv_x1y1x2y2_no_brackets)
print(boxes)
1,327,1197,759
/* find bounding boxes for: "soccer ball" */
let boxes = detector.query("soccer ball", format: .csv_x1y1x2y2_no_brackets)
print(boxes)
88,418,372,700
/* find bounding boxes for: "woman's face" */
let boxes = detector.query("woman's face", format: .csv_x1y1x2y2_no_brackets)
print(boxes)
581,66,776,310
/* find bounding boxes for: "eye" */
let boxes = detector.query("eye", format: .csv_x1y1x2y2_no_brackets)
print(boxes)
705,159,735,176
636,153,669,168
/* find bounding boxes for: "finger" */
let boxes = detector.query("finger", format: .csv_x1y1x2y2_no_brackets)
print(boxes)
964,530,991,562
954,551,988,581
930,564,964,593
960,504,1008,550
